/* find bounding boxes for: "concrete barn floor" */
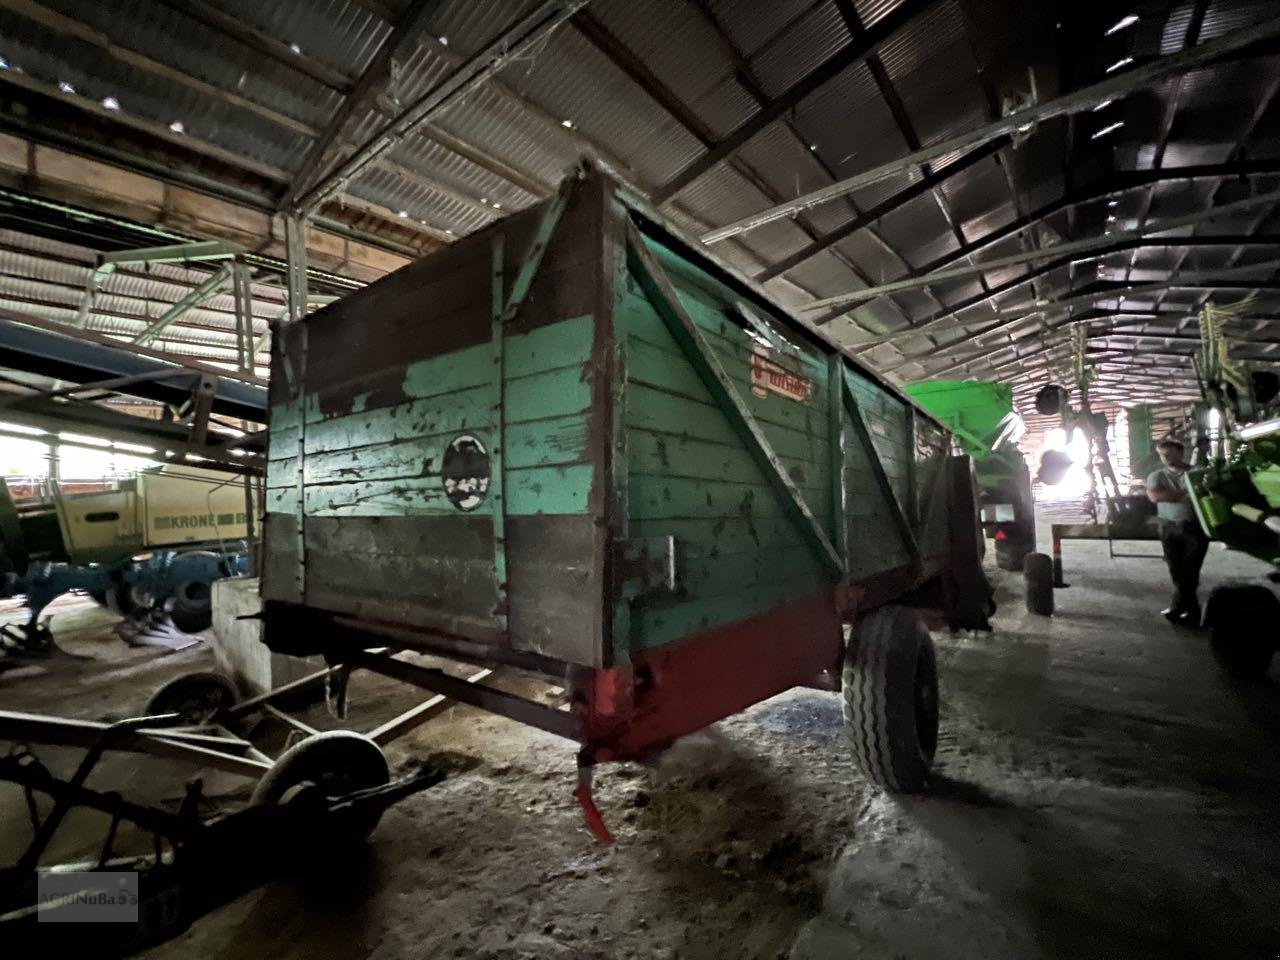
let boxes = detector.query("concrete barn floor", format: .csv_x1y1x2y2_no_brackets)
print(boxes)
2,536,1279,959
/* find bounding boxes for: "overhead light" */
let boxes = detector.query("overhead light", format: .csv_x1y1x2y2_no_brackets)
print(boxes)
1107,213,1117,222
1092,120,1124,140
102,96,120,111
439,35,448,46
58,80,75,94
809,144,818,151
398,210,408,218
480,197,490,205
1092,98,1114,112
1105,57,1133,74
1105,14,1139,35
169,120,185,134
492,201,502,210
561,118,575,128
445,228,455,236
1107,199,1119,207
289,42,302,54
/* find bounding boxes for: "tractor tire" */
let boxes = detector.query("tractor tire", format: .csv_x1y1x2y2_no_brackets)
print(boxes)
169,578,214,634
842,605,939,793
1205,585,1279,680
251,731,391,839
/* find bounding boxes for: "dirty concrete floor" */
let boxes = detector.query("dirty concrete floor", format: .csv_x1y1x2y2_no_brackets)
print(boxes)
3,539,1280,959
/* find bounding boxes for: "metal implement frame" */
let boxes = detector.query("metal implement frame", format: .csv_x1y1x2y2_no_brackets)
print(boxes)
1049,521,1164,587
0,695,448,953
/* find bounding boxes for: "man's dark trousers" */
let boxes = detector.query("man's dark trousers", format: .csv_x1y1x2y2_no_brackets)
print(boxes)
1159,518,1209,618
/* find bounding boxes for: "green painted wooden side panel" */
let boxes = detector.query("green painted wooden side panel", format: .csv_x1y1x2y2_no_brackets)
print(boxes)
617,236,954,658
267,315,595,520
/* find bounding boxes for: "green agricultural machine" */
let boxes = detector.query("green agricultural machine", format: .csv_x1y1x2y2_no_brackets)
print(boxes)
1181,303,1280,678
905,380,1035,571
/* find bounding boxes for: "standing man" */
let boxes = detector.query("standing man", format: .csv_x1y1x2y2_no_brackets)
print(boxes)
1146,438,1210,626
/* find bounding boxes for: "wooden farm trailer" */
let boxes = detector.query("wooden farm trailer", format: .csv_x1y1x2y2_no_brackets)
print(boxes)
260,162,993,831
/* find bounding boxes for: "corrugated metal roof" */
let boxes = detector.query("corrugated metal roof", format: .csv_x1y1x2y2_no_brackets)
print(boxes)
0,0,1273,407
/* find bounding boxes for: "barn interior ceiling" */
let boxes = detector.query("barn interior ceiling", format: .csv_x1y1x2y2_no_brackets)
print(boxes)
0,0,1276,414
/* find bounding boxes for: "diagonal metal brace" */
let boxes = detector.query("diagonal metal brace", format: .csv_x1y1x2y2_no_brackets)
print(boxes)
625,221,844,578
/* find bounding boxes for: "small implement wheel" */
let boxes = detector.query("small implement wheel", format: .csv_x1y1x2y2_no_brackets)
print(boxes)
1024,552,1054,616
842,605,939,793
251,731,391,839
1205,585,1279,680
146,669,239,724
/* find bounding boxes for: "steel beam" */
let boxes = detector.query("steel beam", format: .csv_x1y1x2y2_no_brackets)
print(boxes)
653,0,934,204
284,216,309,325
134,263,234,346
702,15,1280,243
755,138,1007,282
0,312,267,420
871,257,1280,368
806,189,1280,310
289,1,589,214
0,394,262,474
232,261,254,373
281,0,444,212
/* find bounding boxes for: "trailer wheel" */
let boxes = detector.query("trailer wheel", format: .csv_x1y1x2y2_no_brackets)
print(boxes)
842,605,938,793
146,669,238,724
251,731,391,839
1205,585,1279,680
1024,552,1054,616
170,578,214,634
995,534,1033,572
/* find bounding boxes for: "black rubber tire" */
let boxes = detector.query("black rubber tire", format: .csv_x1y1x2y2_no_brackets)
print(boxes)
1205,585,1279,680
995,535,1033,573
251,731,391,839
1024,552,1054,616
146,669,239,724
842,605,939,793
169,578,214,634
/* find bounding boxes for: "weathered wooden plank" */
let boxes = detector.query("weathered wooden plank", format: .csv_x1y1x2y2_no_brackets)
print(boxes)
625,335,830,441
625,383,828,465
507,514,598,663
628,429,828,499
273,413,591,488
296,462,593,518
305,514,493,558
